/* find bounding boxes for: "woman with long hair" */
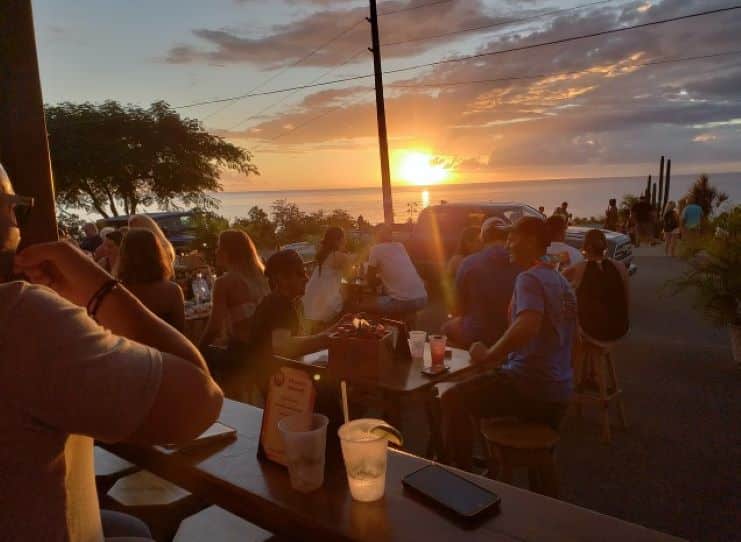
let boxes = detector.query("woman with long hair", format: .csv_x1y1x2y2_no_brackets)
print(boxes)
303,226,352,331
128,214,176,267
564,229,630,344
199,230,268,350
663,201,680,257
117,228,185,331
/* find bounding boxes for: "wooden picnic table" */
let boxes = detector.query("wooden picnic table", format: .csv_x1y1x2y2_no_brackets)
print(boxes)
104,399,681,542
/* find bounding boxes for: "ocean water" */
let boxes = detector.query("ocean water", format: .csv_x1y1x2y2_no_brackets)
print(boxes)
215,173,740,224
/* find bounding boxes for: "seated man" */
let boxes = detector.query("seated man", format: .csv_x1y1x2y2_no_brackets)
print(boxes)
442,217,520,347
545,214,583,271
362,225,427,316
441,216,577,471
0,163,223,540
249,249,335,367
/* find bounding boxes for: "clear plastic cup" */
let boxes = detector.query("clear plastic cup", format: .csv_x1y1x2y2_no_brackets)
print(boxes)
408,330,426,361
338,418,389,502
278,413,329,493
429,334,447,368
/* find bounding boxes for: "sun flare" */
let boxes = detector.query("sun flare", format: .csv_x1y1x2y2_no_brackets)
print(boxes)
396,151,451,186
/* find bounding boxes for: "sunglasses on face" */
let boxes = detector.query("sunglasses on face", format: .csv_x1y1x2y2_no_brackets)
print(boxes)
2,194,35,227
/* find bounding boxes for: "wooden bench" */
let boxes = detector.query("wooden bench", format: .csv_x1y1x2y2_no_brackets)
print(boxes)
481,418,560,497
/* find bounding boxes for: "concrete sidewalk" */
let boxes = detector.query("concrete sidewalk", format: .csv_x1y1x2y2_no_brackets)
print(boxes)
411,246,739,541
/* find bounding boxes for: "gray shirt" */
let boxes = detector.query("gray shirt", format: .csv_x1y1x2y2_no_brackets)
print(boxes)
0,282,162,541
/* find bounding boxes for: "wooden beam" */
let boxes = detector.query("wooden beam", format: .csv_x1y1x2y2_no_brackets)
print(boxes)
0,0,58,246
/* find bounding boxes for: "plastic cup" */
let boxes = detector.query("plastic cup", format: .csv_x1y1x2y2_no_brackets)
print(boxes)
429,334,447,368
338,418,389,502
278,413,329,493
408,330,426,361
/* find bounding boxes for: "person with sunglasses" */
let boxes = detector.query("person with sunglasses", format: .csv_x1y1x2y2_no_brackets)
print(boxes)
247,250,341,393
0,163,223,541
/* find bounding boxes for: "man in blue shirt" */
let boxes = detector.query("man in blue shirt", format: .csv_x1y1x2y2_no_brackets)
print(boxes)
442,217,521,347
440,216,577,471
681,196,704,237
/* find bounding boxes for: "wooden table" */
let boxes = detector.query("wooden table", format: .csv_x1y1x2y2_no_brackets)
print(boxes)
294,347,481,458
105,400,681,542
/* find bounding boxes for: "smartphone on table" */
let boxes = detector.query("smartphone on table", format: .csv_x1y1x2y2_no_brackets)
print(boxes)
402,464,501,520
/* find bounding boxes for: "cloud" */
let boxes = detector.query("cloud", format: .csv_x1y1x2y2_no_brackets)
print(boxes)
209,0,741,172
165,1,564,67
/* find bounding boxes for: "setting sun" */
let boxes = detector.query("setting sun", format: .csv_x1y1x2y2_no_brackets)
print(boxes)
396,151,451,186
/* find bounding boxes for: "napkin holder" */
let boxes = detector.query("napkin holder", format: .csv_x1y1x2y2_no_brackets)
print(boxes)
327,329,395,381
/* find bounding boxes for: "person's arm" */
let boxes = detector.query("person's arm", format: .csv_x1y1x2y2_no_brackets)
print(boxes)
169,282,186,333
272,327,330,359
469,273,544,366
614,258,631,309
14,241,222,445
469,311,543,367
199,277,227,348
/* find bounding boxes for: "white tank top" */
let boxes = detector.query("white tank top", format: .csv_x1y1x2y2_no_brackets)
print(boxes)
303,252,343,322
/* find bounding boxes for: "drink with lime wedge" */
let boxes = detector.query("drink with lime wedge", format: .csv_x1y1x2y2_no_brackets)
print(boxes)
338,418,403,502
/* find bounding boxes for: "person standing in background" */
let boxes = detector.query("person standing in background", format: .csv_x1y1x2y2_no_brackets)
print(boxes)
79,222,103,254
446,226,482,281
680,195,704,243
97,229,122,274
129,214,176,269
662,201,680,257
604,199,619,231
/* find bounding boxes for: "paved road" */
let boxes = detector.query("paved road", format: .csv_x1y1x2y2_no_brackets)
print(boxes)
409,247,739,542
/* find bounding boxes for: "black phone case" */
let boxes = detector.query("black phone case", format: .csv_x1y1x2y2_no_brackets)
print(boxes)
402,465,500,522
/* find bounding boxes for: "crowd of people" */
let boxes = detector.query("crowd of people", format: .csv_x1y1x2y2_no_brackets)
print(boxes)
3,153,644,539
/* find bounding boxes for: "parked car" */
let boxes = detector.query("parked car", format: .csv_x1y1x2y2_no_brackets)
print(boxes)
97,211,197,251
403,202,636,282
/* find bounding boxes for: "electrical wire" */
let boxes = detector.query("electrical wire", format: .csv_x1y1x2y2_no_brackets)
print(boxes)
387,49,741,89
226,49,368,131
382,0,612,47
382,4,741,75
174,4,741,110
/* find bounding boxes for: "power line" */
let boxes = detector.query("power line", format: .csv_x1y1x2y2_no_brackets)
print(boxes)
379,0,454,17
387,49,741,89
175,18,365,111
226,49,367,131
383,4,741,75
174,5,741,110
382,0,612,47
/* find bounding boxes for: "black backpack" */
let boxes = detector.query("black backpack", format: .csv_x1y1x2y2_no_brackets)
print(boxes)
577,260,629,342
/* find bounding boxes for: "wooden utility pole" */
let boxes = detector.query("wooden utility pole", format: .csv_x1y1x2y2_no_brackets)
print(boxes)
368,0,394,226
0,0,58,246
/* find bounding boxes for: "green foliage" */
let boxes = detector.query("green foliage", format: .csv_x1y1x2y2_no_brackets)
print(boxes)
57,209,84,239
668,205,741,326
232,206,278,249
46,100,257,218
191,211,229,261
620,193,638,212
685,174,728,217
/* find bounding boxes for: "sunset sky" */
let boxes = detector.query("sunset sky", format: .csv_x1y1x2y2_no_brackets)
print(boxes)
33,0,741,192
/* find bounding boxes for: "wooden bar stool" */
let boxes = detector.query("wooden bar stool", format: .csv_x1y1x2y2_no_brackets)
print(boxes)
573,338,628,443
480,418,560,498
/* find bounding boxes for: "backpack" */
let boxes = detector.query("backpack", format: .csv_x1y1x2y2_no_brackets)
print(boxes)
577,260,629,342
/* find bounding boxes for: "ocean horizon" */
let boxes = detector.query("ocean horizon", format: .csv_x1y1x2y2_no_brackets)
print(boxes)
214,172,741,224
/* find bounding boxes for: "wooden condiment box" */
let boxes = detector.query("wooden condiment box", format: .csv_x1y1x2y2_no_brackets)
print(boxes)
327,330,395,381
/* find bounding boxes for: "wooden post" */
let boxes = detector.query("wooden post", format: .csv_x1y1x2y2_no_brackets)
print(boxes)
368,0,394,226
664,160,671,210
0,0,58,246
658,156,665,213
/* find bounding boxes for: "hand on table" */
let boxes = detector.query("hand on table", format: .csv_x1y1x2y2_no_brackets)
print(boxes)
469,341,489,364
14,240,111,307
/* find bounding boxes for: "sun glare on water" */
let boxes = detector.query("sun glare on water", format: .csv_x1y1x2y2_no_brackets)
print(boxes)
397,151,450,186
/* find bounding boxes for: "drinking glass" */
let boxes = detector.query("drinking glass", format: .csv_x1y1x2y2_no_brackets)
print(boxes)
338,418,389,502
278,413,329,493
429,334,447,368
408,330,426,362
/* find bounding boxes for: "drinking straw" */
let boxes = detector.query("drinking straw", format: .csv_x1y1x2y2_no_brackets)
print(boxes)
340,380,350,424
